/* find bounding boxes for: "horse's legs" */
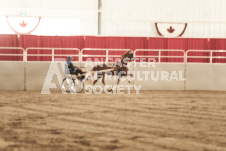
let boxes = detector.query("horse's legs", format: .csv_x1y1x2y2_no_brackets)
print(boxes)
103,74,112,92
120,71,133,84
93,79,99,85
93,76,102,85
117,77,121,85
128,73,133,77
102,74,105,85
93,72,103,85
116,74,132,84
127,73,134,83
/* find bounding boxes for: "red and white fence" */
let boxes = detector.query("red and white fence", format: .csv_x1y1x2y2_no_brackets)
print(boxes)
1,47,226,64
81,48,131,63
134,49,185,63
0,47,24,61
24,47,80,62
1,47,226,91
186,50,226,63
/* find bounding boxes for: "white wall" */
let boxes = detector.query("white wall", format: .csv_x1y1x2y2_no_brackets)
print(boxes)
1,61,226,91
134,63,185,90
186,64,226,91
0,0,226,37
0,0,98,35
101,0,226,37
0,62,24,90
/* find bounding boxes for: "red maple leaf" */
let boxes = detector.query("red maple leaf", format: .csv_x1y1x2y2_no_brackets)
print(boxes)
167,26,175,33
20,21,27,27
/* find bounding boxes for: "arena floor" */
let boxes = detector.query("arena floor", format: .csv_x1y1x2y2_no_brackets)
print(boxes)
0,90,226,151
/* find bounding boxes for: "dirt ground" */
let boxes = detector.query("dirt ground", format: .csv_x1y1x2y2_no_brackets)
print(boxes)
0,90,226,151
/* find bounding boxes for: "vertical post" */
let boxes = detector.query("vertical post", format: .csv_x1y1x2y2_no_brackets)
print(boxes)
79,49,81,68
106,49,109,62
184,50,186,91
210,51,213,63
24,48,27,91
23,49,27,62
98,0,102,35
158,50,161,63
80,49,84,68
52,48,54,62
23,48,27,91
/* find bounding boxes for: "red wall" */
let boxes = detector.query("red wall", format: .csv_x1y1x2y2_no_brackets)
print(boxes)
1,35,226,62
0,35,226,51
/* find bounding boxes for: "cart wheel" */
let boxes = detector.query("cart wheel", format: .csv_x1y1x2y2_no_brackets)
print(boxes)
61,77,74,92
61,77,84,93
71,78,84,93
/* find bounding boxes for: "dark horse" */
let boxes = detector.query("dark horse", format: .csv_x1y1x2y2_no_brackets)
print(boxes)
90,50,134,89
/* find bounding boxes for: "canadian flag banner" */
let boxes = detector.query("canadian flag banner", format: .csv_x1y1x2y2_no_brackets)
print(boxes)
155,22,187,37
6,16,41,34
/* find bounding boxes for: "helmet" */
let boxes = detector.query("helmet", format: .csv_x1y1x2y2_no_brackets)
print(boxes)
68,56,74,60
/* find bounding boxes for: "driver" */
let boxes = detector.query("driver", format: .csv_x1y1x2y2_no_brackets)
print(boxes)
66,56,84,76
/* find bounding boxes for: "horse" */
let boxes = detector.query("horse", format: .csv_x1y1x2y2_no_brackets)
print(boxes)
88,50,134,91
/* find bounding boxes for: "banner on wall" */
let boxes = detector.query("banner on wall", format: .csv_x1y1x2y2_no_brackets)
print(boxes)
4,16,81,36
6,16,41,34
155,22,188,37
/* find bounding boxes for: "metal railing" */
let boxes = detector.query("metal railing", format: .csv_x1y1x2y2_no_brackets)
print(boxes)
134,49,185,63
25,47,80,62
0,47,25,61
1,47,226,64
81,48,131,62
186,50,226,63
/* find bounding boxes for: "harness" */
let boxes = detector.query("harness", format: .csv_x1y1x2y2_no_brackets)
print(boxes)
116,65,126,71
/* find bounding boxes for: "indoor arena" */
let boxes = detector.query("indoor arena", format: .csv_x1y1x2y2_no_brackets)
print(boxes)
0,0,226,151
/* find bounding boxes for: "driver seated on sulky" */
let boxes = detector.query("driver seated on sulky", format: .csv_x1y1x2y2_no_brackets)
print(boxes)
66,56,85,78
